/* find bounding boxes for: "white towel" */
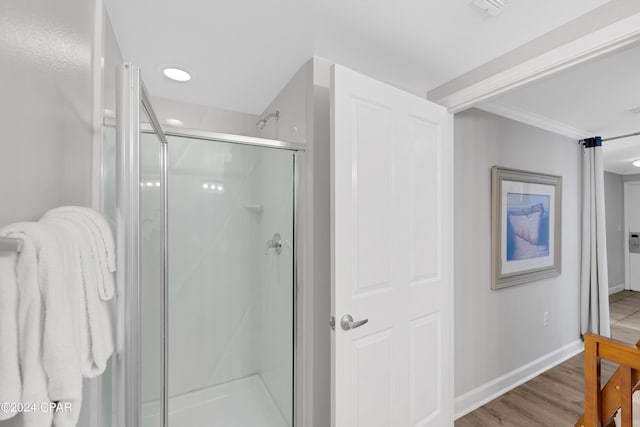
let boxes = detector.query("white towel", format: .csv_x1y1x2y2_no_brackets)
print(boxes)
40,216,114,377
43,206,116,272
42,207,116,301
3,230,52,427
3,223,82,427
0,232,21,421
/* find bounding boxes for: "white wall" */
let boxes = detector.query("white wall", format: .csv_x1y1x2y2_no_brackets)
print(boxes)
258,63,311,145
0,0,95,227
0,0,98,426
454,109,582,417
604,171,625,292
150,96,260,137
310,60,331,427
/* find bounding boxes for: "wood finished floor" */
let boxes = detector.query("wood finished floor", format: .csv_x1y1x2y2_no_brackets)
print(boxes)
455,290,640,427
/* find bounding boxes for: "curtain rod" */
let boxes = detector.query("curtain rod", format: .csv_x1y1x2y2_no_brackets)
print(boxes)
579,131,640,144
602,131,640,142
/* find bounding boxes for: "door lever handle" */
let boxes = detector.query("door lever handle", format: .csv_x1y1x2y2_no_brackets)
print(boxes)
340,314,369,331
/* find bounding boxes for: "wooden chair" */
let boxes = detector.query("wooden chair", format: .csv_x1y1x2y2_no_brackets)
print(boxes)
576,333,640,427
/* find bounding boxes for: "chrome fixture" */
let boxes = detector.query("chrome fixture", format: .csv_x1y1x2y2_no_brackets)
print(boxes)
104,116,307,151
256,110,280,130
265,232,283,255
340,314,369,331
0,236,22,253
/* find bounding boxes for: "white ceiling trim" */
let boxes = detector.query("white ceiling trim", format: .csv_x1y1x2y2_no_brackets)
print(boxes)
477,101,591,140
430,11,640,113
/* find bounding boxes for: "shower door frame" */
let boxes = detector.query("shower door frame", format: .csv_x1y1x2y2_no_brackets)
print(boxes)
116,63,307,427
116,63,170,427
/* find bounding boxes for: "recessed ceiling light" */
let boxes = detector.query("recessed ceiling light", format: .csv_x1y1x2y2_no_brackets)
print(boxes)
633,159,640,168
162,67,191,82
166,118,184,126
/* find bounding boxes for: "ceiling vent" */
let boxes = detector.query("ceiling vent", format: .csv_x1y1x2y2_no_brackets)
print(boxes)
473,0,512,16
629,106,640,114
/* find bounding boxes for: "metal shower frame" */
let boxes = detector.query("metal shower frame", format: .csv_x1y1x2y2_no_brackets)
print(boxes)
115,63,305,427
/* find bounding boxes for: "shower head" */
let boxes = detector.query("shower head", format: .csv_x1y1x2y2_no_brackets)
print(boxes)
256,110,280,130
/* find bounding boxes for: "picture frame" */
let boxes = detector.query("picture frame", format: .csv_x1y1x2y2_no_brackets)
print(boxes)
491,166,562,289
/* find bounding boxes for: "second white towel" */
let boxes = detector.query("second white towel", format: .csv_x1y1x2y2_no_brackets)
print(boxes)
40,216,114,377
42,207,116,301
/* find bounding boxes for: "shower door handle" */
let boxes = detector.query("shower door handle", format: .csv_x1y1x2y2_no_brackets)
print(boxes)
340,314,369,331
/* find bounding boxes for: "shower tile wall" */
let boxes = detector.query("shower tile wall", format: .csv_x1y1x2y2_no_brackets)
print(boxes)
165,139,261,396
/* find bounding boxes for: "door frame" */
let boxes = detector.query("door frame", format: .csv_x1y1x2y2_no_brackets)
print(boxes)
428,7,640,112
624,181,640,290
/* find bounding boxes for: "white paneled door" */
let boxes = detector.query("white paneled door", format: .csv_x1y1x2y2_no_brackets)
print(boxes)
330,65,454,427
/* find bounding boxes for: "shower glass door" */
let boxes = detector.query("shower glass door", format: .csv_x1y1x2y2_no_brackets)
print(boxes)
118,63,297,427
166,135,295,427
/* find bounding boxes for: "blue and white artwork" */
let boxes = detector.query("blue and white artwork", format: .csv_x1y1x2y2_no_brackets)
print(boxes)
506,193,550,261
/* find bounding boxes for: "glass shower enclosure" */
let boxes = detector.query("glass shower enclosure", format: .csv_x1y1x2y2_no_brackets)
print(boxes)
115,64,300,427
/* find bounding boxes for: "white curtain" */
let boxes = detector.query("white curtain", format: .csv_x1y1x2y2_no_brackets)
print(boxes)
580,136,610,337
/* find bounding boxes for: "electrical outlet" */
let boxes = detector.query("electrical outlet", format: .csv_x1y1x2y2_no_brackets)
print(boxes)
543,311,550,326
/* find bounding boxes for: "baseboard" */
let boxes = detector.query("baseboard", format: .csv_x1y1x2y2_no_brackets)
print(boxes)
609,284,625,295
454,339,584,419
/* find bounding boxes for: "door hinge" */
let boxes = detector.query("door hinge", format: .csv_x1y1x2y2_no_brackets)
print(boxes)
329,315,335,331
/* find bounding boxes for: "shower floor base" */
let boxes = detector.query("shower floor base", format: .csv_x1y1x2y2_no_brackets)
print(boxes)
142,375,289,427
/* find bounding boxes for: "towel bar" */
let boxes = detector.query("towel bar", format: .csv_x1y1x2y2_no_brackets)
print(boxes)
0,236,22,253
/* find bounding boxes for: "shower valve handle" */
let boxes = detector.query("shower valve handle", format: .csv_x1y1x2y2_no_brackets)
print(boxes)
265,232,283,255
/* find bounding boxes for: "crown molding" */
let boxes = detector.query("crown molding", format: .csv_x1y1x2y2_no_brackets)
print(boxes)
429,8,640,113
476,101,591,140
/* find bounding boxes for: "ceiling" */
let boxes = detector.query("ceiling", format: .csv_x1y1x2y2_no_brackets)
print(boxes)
105,0,611,115
480,43,640,175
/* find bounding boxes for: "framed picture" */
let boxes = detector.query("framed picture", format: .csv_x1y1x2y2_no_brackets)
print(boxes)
491,167,562,289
